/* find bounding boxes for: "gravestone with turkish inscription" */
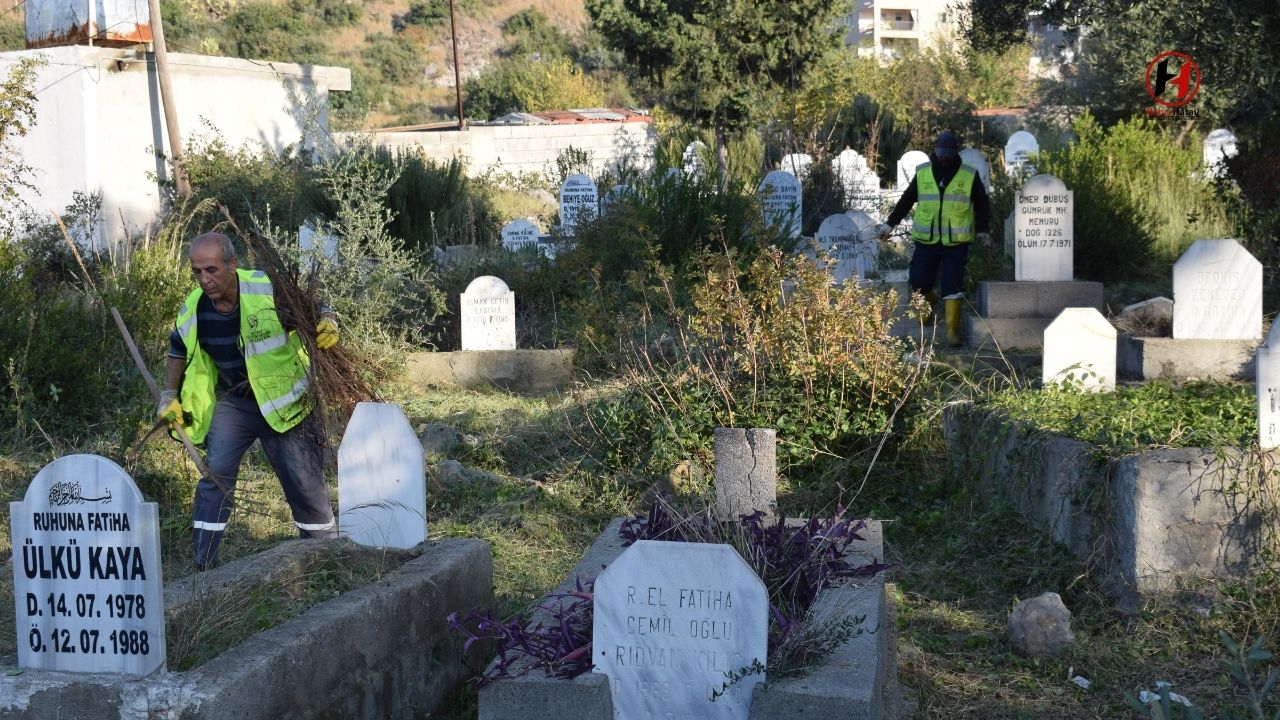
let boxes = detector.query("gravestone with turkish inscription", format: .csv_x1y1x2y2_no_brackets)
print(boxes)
338,402,427,550
501,219,541,253
1042,308,1116,392
1004,131,1039,177
835,149,882,219
896,150,929,191
592,540,768,720
460,275,516,351
1172,239,1263,340
1258,323,1280,450
960,148,990,190
759,170,802,239
780,153,814,181
1014,174,1073,281
816,213,877,282
11,455,165,674
559,174,598,235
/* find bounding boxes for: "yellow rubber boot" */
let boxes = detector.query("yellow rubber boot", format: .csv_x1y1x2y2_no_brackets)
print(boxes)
944,297,963,347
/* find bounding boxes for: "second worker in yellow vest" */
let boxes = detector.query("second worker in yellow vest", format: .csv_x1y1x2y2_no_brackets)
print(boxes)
880,130,991,346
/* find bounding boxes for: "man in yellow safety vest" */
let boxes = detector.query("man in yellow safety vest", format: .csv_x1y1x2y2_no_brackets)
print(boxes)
880,130,991,346
158,232,341,569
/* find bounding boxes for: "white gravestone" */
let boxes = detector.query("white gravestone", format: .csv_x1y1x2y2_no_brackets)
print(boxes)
600,184,636,215
1004,131,1039,177
299,223,338,259
559,174,598,235
1042,308,1116,392
682,141,707,179
759,170,802,239
1202,129,1238,178
1258,323,1280,450
780,153,814,181
896,150,930,191
835,149,882,219
815,213,878,282
960,148,990,190
338,403,427,550
11,455,165,674
593,541,768,720
1172,239,1263,340
501,219,541,253
1014,174,1073,282
460,275,516,351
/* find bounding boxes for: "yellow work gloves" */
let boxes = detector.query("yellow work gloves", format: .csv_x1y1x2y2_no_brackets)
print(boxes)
156,389,184,428
316,316,340,350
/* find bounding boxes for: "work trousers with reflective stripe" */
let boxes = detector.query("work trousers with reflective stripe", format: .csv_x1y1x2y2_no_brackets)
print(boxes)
193,393,336,566
908,241,971,299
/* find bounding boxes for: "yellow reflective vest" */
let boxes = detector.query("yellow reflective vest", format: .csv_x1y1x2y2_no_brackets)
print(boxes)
173,269,312,444
911,163,978,246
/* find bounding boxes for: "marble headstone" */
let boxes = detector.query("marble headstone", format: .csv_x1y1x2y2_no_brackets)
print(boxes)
759,170,802,239
338,403,427,549
592,541,769,720
299,223,338,259
682,141,708,179
1004,131,1039,177
896,150,930,191
11,455,165,674
1258,323,1280,450
1202,129,1238,178
460,275,516,350
1172,239,1263,340
960,148,990,190
600,184,636,215
1042,308,1116,392
836,150,882,219
1014,174,1073,282
780,153,814,181
501,219,541,253
815,214,859,283
559,174,598,235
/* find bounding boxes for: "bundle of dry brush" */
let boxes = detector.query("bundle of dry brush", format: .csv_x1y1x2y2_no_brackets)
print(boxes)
219,205,383,435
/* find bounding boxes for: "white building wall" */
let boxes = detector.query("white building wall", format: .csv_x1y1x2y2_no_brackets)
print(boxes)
0,45,350,246
356,121,657,179
842,0,964,58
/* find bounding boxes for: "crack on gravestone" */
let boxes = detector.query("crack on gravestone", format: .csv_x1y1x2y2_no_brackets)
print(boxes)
745,430,760,500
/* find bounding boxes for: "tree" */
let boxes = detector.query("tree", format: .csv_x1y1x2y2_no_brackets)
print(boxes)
0,56,45,234
958,0,1032,54
586,0,844,188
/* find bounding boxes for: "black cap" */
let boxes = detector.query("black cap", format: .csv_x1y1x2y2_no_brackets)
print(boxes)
934,130,959,160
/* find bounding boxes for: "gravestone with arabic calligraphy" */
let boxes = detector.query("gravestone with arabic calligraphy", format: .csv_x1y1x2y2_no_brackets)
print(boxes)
1004,131,1039,177
11,455,165,674
592,540,768,720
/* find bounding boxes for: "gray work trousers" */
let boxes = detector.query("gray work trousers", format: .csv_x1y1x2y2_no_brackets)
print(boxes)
193,393,337,566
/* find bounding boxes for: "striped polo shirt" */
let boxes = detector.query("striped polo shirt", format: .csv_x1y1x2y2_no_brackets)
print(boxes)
168,294,251,397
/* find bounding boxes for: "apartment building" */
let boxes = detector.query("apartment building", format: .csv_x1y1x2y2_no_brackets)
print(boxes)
840,0,962,59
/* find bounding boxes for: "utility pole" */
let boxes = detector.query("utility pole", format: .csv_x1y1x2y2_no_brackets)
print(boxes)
448,0,465,130
146,0,191,198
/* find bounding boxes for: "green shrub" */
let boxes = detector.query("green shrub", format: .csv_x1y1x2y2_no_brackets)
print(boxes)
401,0,449,28
372,147,501,251
227,1,329,62
361,33,421,85
1034,114,1233,282
291,0,361,26
0,16,24,51
501,8,573,58
464,57,604,120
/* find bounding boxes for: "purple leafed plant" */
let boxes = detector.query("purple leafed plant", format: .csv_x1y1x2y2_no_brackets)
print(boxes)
450,499,888,684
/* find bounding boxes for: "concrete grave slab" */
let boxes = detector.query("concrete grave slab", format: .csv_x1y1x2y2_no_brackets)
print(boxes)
405,348,574,394
1117,336,1256,382
714,428,778,521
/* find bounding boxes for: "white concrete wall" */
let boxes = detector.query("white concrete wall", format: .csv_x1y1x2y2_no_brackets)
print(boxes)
357,121,657,179
0,46,350,247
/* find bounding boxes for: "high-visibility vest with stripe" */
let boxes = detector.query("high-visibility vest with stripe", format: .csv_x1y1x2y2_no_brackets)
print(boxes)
174,268,312,444
911,163,978,246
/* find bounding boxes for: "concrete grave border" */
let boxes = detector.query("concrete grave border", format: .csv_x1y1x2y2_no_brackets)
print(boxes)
943,402,1271,601
478,518,898,720
0,538,492,720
